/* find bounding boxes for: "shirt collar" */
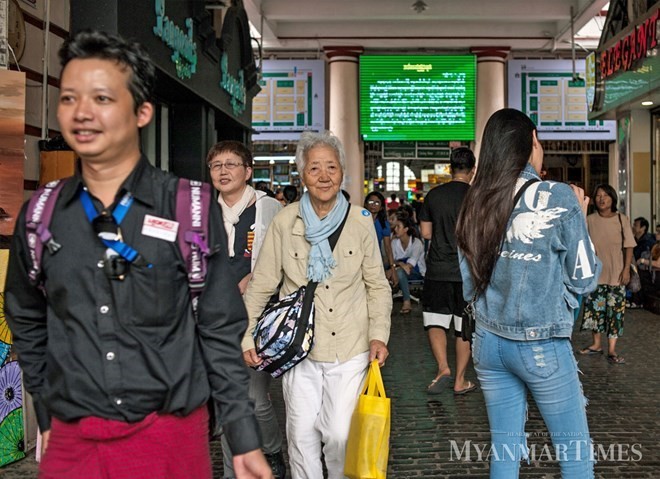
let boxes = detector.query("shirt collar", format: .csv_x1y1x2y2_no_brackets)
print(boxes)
61,155,156,208
519,163,541,181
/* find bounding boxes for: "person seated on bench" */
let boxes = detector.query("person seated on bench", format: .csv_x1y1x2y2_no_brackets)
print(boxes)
637,242,660,307
391,210,426,314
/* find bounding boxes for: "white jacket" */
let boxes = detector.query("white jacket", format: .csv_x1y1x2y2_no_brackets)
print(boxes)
252,190,282,271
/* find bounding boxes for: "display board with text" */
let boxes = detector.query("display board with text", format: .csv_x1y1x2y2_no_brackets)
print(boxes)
508,59,615,140
360,55,476,141
252,60,325,141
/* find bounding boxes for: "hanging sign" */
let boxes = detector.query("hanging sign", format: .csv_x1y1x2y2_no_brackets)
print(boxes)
152,0,198,80
600,8,659,80
220,52,246,116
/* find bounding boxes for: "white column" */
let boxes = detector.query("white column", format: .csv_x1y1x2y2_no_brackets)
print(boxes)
324,46,363,205
470,47,510,160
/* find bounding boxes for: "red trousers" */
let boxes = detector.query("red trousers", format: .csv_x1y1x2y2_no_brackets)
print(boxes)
39,406,211,479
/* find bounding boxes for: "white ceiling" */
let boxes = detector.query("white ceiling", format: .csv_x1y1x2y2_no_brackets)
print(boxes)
243,0,609,56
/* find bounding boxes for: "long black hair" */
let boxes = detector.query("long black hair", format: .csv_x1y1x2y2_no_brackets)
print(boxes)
456,108,538,294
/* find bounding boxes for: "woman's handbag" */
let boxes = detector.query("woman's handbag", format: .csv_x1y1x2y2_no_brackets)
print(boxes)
617,214,641,293
344,360,391,479
460,293,477,344
628,263,642,293
251,205,351,378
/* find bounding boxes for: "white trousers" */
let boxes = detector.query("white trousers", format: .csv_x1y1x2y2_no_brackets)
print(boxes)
282,352,369,479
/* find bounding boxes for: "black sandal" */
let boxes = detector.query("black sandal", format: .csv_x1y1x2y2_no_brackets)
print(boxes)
607,354,625,364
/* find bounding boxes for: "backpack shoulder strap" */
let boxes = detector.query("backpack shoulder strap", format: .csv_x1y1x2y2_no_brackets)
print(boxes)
25,179,68,288
176,179,212,317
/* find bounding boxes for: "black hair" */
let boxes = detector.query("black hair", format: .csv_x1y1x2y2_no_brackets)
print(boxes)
450,146,476,173
634,217,650,234
206,140,253,168
59,30,155,113
592,184,618,213
283,185,298,203
394,209,418,238
365,191,388,229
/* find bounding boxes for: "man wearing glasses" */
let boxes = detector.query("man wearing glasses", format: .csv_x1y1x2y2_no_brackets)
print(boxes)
5,31,272,479
206,141,286,479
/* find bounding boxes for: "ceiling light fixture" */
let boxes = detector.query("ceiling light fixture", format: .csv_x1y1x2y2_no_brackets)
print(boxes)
642,100,654,106
411,0,427,14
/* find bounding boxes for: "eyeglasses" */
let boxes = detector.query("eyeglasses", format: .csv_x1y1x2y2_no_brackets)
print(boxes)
208,161,245,172
367,200,381,206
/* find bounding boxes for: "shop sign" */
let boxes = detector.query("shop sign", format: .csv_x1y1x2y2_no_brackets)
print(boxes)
600,8,659,80
153,0,198,80
220,52,246,116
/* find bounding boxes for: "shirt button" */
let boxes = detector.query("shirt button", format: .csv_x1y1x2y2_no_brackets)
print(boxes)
97,260,104,268
331,332,336,336
106,352,115,361
329,308,333,313
529,331,536,338
325,285,329,289
100,305,110,314
115,398,122,406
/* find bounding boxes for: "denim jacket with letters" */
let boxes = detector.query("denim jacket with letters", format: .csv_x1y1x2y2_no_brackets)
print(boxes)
459,165,602,341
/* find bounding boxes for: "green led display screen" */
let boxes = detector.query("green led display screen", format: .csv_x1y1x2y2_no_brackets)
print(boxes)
359,55,476,141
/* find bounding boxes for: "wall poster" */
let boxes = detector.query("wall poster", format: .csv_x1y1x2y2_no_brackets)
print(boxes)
0,69,25,467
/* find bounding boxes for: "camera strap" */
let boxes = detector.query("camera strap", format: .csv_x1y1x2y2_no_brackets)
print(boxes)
80,189,150,267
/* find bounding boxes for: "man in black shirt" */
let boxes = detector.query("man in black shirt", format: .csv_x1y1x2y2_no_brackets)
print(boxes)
5,30,271,479
419,147,477,396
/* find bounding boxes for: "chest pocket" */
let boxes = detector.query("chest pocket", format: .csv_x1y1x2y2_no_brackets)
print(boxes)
338,244,362,276
125,240,184,330
288,248,308,279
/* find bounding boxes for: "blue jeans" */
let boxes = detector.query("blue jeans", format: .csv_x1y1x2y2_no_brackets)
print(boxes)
472,326,593,479
396,267,423,301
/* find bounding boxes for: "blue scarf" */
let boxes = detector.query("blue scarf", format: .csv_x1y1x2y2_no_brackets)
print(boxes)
300,191,349,283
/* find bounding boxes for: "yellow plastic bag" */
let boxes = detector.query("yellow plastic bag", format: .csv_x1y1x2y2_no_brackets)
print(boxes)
344,360,390,479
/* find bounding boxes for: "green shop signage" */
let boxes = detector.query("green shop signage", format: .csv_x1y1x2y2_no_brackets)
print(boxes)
220,52,246,116
153,0,198,80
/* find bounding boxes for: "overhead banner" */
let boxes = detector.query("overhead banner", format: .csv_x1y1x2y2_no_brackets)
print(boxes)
0,70,26,236
508,60,615,140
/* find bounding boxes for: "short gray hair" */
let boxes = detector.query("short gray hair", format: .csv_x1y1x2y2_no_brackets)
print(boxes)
295,130,346,173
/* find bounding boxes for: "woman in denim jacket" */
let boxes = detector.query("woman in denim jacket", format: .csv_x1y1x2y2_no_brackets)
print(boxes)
456,109,601,478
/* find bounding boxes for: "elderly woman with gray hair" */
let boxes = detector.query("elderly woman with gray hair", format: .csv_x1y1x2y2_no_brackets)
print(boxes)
242,131,392,479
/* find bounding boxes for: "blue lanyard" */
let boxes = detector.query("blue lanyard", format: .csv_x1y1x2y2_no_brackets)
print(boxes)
80,189,146,265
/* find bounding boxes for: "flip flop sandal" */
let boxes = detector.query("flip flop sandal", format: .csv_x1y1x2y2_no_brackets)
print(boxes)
607,354,625,364
578,347,603,355
454,381,477,395
427,375,453,394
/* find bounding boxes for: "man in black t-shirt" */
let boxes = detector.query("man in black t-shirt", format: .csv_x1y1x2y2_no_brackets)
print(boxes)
419,147,477,395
